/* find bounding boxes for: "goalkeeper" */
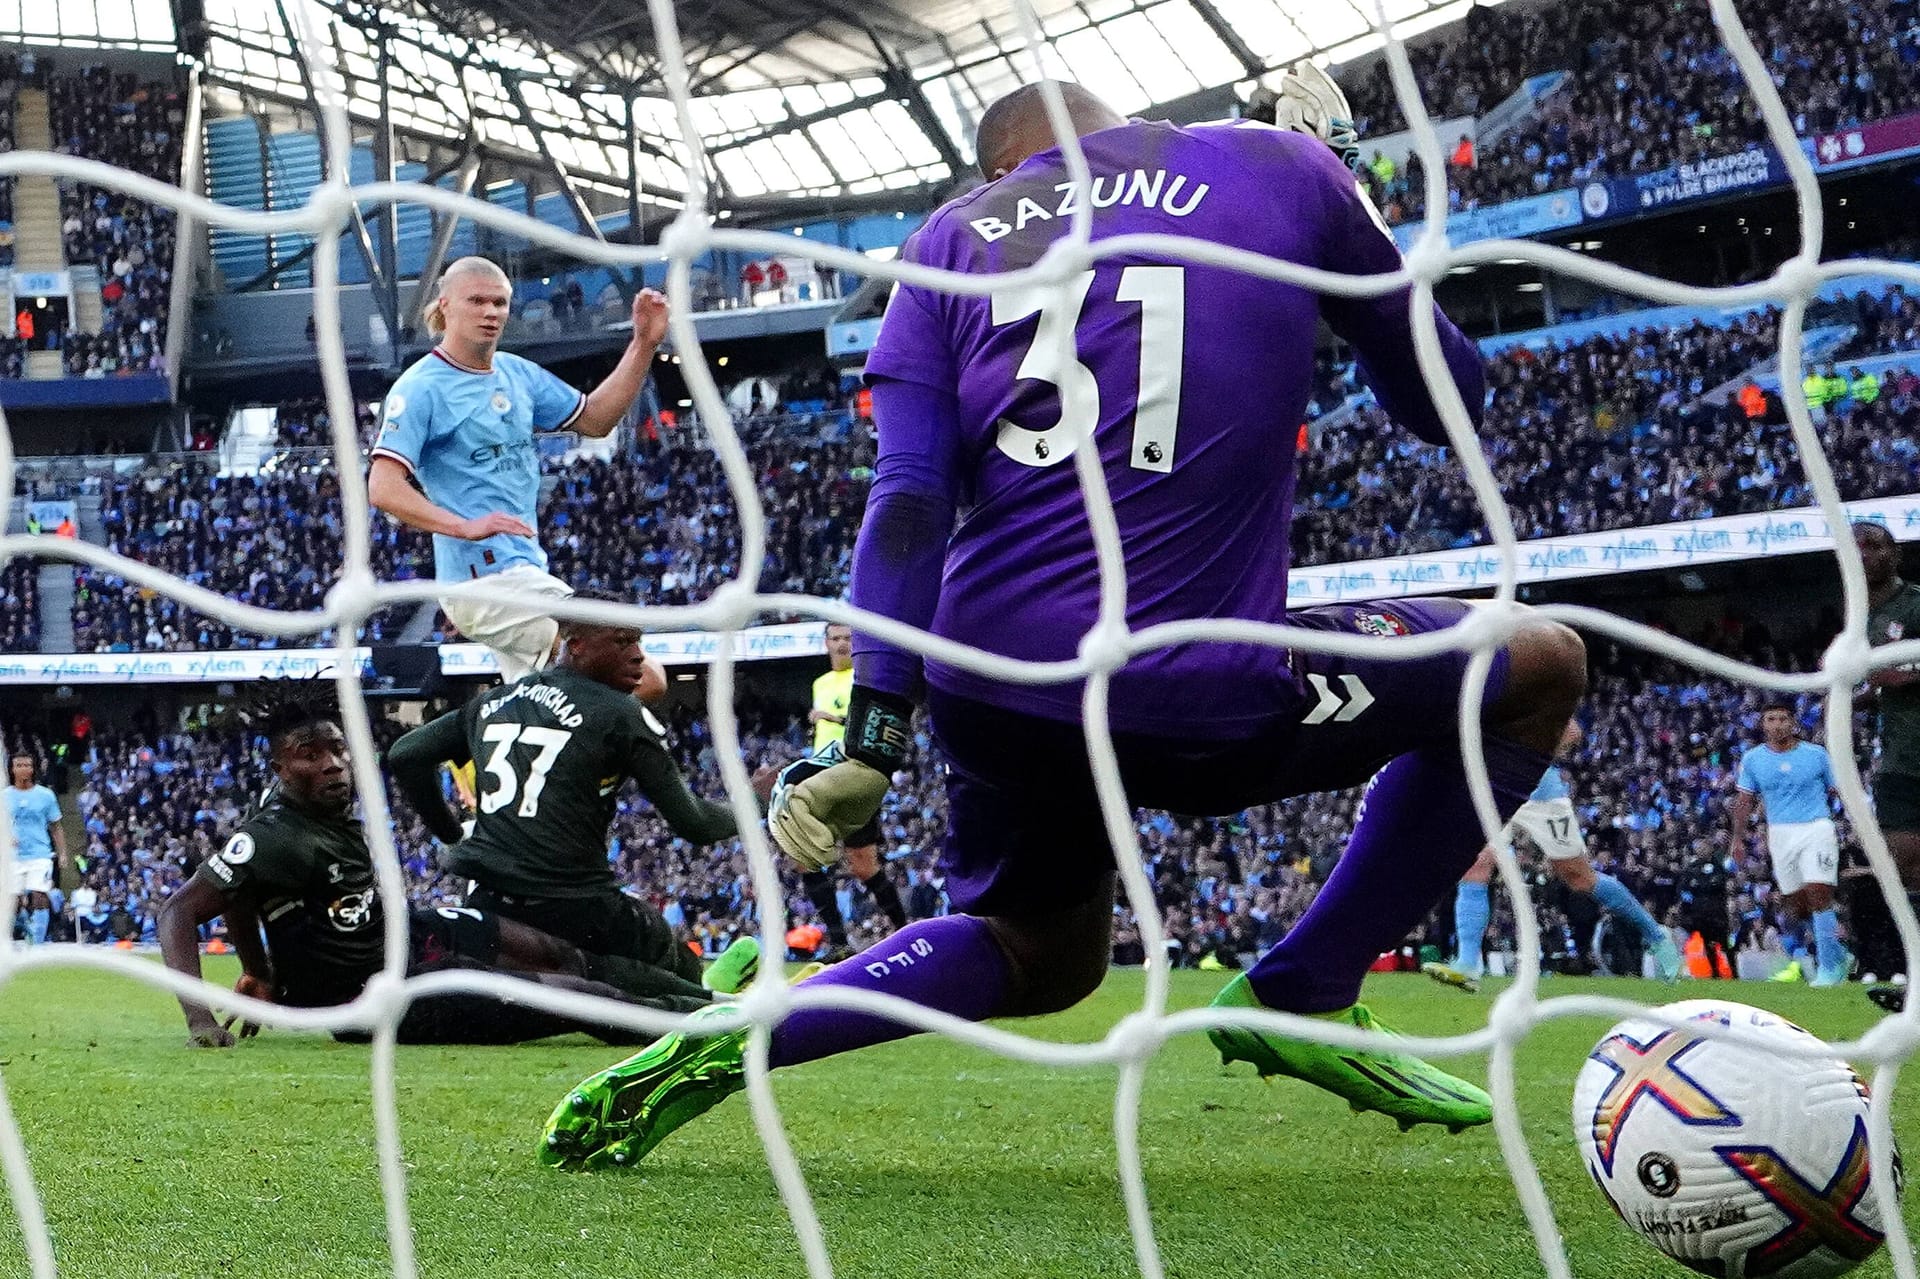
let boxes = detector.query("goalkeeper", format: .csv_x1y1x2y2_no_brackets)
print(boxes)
387,605,758,1005
541,72,1585,1171
157,683,752,1049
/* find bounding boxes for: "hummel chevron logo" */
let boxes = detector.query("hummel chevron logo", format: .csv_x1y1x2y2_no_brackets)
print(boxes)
1303,674,1374,725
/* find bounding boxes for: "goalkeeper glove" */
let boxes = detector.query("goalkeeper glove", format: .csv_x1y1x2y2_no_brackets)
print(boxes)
769,686,911,870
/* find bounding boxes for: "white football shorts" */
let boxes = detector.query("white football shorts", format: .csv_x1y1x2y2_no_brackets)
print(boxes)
1766,818,1839,895
1508,796,1586,862
440,566,573,683
13,858,52,896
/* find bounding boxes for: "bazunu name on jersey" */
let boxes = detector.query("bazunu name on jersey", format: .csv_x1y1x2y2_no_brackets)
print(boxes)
968,167,1212,242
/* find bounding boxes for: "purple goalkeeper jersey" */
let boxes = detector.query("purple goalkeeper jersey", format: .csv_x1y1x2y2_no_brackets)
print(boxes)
857,119,1484,737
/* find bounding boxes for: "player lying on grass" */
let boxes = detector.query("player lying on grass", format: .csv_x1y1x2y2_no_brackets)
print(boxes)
157,682,756,1049
538,73,1587,1171
387,604,755,1007
368,255,667,697
1423,719,1682,991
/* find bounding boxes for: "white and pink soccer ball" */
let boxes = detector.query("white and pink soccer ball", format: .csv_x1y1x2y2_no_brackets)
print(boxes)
1573,999,1901,1278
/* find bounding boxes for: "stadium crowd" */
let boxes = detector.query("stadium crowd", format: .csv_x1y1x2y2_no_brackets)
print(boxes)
35,623,1876,978
270,397,381,451
0,559,39,653
1341,0,1920,226
1294,286,1920,563
72,455,429,653
49,63,184,377
62,279,1919,653
0,52,17,268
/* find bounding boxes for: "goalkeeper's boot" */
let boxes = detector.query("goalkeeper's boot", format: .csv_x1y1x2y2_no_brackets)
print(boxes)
1810,947,1857,989
1868,983,1908,1014
1207,972,1492,1134
1420,960,1480,994
540,1003,746,1171
703,936,760,995
1769,958,1805,983
1650,934,1685,984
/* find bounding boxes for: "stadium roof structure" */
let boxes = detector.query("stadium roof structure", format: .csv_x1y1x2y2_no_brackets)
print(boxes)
6,0,1500,219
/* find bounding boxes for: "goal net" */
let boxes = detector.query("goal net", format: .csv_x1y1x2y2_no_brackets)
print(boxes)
2,2,1917,1278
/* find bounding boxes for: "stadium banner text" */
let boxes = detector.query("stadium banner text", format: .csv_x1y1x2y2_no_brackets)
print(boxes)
1391,188,1582,250
20,496,1920,682
1283,494,1920,605
439,621,826,676
0,624,831,685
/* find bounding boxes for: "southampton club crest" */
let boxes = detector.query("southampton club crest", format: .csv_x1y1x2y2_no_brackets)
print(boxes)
1354,610,1411,638
328,888,377,932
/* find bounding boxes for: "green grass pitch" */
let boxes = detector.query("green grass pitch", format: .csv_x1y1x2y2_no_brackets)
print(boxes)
0,962,1913,1278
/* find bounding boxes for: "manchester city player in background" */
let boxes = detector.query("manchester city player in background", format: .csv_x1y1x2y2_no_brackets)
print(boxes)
367,256,669,692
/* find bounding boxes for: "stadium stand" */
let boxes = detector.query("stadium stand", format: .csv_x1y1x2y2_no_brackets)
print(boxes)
1342,0,1920,225
0,52,17,269
72,455,429,652
57,632,1848,973
63,278,1920,655
0,557,39,652
46,61,183,377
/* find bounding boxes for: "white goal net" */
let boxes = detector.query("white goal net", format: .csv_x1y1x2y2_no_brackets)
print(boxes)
2,1,1918,1278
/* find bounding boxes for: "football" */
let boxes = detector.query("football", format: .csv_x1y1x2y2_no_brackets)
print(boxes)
1572,999,1900,1279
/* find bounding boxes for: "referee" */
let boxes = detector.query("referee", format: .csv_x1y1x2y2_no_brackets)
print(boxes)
801,622,908,956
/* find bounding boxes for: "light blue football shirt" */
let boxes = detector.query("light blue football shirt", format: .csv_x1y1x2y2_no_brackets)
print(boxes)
1735,741,1834,825
1529,766,1570,804
371,347,586,582
5,784,60,861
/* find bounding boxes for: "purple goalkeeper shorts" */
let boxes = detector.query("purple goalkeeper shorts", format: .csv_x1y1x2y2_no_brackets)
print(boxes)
928,598,1511,917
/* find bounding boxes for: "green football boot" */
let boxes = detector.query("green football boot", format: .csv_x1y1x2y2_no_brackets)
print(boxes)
1207,972,1492,1134
540,1003,748,1171
703,936,761,995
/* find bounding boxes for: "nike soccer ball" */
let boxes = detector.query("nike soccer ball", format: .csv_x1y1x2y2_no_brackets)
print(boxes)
1572,1000,1899,1278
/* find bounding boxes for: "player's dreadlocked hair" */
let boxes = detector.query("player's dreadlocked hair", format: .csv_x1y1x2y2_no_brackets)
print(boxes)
215,678,342,752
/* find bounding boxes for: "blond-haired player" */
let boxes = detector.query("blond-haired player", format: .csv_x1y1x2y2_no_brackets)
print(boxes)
368,256,667,695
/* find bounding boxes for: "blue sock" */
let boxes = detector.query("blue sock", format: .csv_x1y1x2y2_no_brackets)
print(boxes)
28,908,49,945
1452,881,1490,977
1812,908,1844,973
1589,874,1666,948
1784,920,1813,961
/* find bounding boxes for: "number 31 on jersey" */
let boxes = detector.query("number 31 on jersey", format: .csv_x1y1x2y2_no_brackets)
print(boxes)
991,266,1185,474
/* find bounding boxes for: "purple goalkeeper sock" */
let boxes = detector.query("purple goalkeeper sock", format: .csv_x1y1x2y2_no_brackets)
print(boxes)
768,914,1010,1068
1247,736,1548,1014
